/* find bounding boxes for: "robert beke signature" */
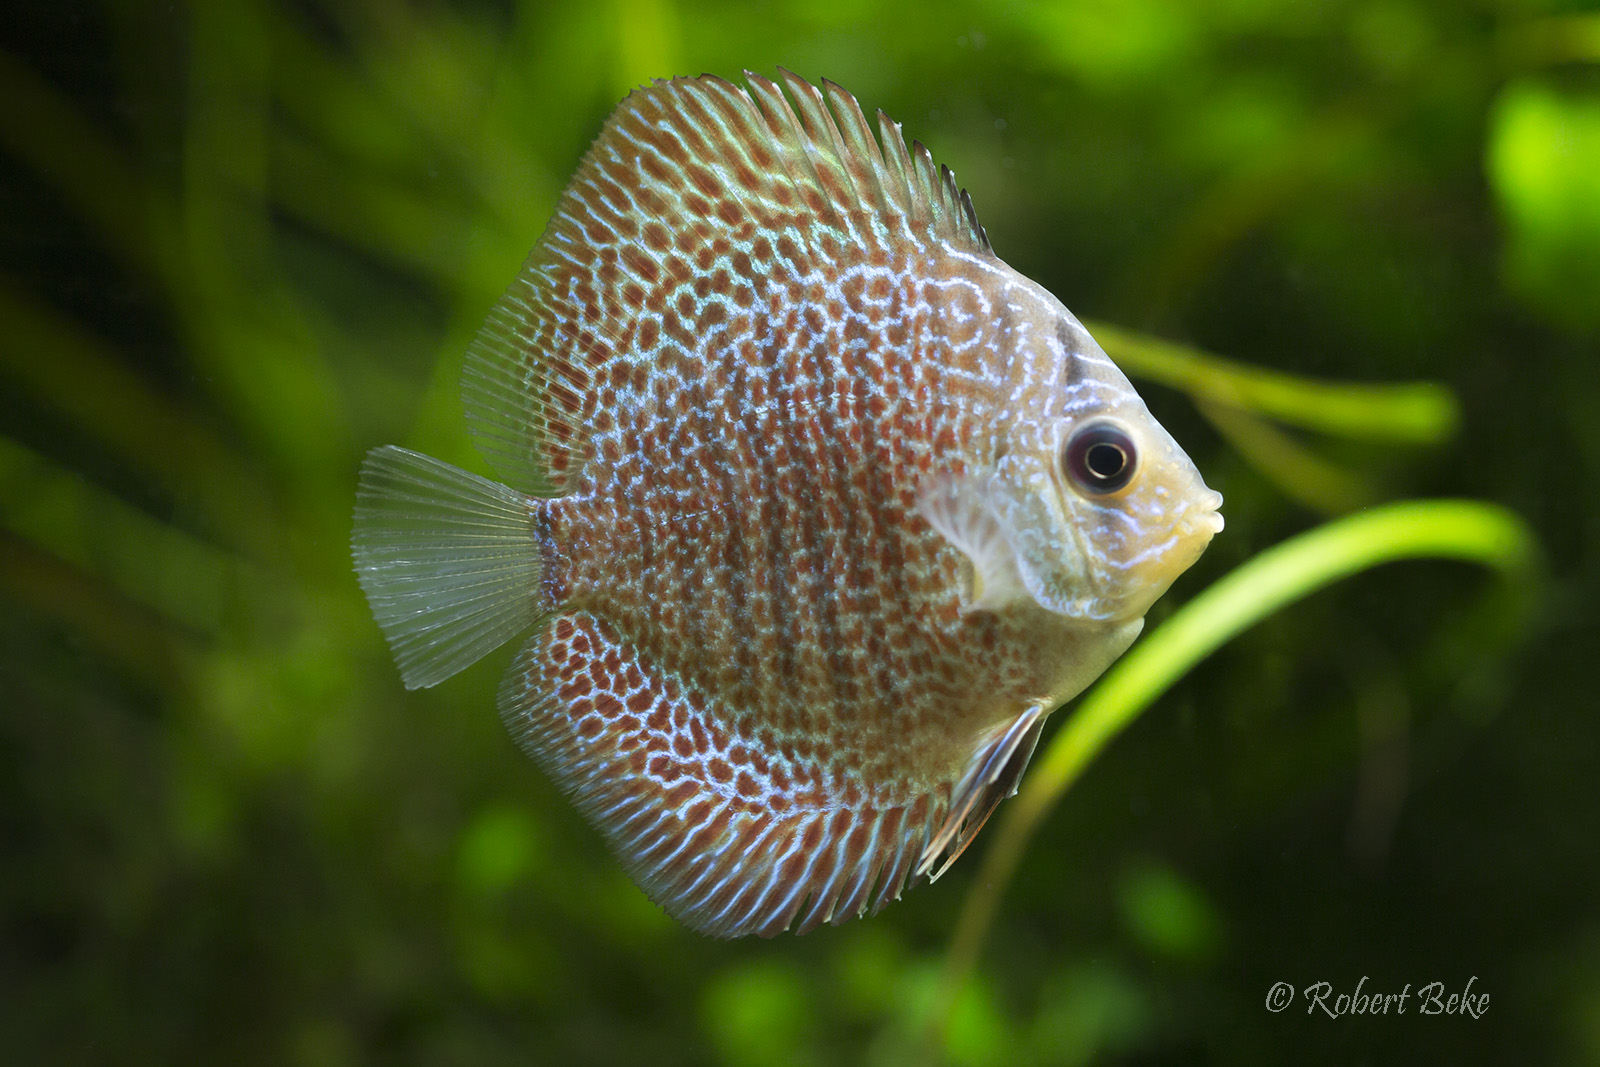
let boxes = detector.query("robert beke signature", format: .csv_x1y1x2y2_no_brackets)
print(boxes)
1265,977,1488,1018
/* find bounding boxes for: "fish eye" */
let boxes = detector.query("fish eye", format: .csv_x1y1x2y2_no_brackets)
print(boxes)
1062,421,1137,496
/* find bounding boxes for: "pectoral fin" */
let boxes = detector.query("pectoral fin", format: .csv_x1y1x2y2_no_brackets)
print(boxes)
916,474,1028,613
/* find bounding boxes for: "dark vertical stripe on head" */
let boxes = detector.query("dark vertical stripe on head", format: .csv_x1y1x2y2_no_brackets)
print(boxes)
628,424,660,633
758,306,799,697
1055,320,1083,387
800,308,848,719
707,384,753,697
682,396,718,667
838,290,901,708
865,371,910,706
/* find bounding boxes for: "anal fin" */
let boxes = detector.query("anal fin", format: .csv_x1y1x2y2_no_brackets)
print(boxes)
916,705,1046,881
501,612,947,938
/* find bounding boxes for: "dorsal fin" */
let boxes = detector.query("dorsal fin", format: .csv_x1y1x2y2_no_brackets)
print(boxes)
460,70,992,496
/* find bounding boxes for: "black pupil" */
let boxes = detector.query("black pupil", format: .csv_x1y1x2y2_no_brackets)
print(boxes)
1063,423,1137,495
1085,441,1126,480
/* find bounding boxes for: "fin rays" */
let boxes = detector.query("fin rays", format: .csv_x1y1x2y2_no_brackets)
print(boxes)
352,446,547,689
499,613,949,938
458,70,990,495
917,473,1030,612
917,706,1045,881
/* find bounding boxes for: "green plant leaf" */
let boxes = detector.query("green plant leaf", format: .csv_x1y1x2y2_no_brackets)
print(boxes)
933,499,1538,1044
1088,319,1461,444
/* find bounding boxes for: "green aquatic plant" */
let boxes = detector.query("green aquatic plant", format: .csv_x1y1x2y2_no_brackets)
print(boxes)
4,2,1588,1064
1087,321,1461,514
914,306,1536,1052
931,498,1537,1045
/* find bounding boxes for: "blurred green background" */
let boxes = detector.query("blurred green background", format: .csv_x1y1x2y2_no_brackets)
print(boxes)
3,0,1598,1063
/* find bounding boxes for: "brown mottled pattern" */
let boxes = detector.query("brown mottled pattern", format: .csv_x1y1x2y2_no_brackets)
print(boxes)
475,73,1115,935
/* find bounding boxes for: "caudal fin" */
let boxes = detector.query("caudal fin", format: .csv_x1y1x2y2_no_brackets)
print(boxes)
352,446,546,689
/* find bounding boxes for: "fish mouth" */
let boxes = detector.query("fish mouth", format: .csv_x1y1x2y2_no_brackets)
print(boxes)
1190,489,1225,536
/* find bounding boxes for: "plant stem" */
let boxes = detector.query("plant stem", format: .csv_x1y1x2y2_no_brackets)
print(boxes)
929,499,1537,1050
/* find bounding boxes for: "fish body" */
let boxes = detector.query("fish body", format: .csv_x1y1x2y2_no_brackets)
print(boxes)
354,71,1222,937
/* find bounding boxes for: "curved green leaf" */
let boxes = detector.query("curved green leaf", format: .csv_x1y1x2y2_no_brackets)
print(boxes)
933,499,1537,1045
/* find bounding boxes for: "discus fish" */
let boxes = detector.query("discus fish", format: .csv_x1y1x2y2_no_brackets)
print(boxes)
353,71,1222,937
